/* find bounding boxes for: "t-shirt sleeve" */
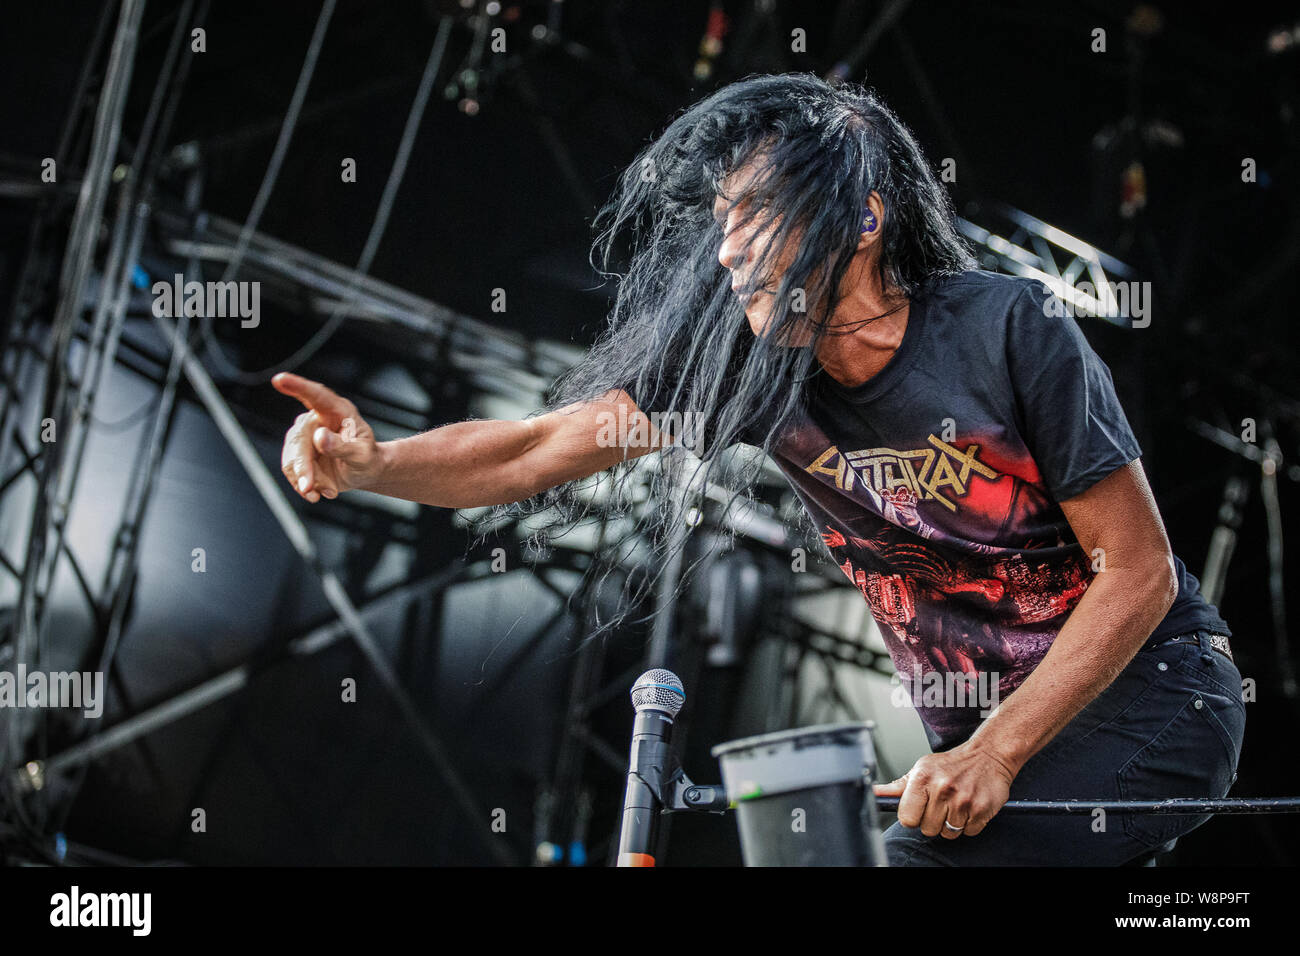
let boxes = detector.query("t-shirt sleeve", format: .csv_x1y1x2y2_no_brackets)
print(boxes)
1005,282,1143,501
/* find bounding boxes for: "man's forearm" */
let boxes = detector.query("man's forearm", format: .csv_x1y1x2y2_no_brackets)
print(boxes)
966,564,1178,775
361,418,541,508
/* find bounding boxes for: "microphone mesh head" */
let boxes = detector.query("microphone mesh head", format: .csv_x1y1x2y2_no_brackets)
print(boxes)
631,669,685,716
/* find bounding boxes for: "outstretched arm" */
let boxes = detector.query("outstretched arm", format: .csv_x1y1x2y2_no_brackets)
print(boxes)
274,372,672,508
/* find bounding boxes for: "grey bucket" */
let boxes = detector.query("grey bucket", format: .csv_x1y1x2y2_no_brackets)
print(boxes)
711,721,887,866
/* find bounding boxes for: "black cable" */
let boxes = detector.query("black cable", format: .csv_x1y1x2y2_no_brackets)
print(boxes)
201,14,456,385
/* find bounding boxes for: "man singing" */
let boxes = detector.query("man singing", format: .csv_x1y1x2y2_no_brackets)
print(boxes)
273,73,1244,865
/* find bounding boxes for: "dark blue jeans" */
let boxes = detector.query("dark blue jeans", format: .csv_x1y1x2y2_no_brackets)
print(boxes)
883,629,1247,866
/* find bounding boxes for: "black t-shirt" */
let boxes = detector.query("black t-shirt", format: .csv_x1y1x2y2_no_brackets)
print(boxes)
626,269,1230,751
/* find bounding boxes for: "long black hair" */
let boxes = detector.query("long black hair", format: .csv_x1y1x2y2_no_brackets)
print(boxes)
476,73,975,646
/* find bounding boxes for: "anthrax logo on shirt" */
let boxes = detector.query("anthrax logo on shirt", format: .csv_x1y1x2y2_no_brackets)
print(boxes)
802,434,1001,512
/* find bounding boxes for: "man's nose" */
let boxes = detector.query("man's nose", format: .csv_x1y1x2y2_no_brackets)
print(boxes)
718,228,748,271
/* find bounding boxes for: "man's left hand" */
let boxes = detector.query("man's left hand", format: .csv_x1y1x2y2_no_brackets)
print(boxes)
872,743,1017,839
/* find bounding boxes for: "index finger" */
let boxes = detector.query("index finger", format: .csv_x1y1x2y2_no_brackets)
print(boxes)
272,372,350,423
895,772,931,829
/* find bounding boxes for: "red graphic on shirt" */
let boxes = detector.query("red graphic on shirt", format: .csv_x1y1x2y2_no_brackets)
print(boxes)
771,417,1098,748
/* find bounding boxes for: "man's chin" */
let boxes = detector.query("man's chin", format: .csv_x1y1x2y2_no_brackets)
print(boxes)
744,303,778,337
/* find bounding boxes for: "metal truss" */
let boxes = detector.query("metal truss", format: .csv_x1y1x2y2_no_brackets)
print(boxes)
958,203,1137,325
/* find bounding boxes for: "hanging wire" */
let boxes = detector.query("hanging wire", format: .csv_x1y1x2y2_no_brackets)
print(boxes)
201,12,455,386
197,0,337,378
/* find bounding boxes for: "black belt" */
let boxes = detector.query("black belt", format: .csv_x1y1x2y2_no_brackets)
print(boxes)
1143,629,1233,664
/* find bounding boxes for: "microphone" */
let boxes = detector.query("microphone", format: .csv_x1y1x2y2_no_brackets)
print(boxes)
615,668,685,867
